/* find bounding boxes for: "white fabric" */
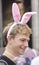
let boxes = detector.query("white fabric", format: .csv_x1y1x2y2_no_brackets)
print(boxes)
7,22,23,38
31,56,39,65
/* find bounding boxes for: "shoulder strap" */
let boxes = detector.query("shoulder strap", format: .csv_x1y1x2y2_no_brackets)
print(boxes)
0,55,8,65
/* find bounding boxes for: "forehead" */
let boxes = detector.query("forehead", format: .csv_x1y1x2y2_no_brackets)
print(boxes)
15,34,30,40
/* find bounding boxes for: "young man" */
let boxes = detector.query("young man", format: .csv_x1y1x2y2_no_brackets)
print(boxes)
0,3,36,65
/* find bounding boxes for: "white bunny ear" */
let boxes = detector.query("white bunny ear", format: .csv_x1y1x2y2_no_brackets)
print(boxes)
21,12,37,24
12,3,21,22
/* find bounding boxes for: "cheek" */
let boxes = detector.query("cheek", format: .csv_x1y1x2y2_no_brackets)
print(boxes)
26,41,28,45
12,41,20,48
15,40,23,46
14,43,22,50
12,40,23,49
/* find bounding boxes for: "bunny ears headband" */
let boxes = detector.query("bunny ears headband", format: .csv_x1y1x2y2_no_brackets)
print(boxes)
7,3,37,38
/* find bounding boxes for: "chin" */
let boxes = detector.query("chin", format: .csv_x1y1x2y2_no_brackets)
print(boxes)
19,49,25,55
20,51,24,55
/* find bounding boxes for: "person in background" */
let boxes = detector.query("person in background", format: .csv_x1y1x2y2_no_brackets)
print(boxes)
0,3,37,65
23,47,39,65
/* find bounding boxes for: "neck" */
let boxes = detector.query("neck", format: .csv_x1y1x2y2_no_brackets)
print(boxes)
3,46,19,62
3,50,18,63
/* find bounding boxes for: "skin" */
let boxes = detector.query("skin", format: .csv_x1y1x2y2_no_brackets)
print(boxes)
3,34,30,61
8,34,29,55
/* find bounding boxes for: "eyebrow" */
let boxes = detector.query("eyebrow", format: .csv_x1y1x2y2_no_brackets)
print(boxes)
20,38,30,41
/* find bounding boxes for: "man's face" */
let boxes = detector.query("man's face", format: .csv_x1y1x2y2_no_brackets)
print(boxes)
10,34,30,55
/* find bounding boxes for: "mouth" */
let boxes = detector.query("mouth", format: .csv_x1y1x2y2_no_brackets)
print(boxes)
20,46,26,51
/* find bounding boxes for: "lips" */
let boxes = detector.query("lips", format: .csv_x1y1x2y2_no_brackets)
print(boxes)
20,46,26,51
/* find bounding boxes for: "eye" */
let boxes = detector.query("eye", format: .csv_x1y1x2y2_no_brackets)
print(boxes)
20,38,30,42
20,39,26,42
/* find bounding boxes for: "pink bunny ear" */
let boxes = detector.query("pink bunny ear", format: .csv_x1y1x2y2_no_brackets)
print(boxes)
21,12,37,24
12,3,21,22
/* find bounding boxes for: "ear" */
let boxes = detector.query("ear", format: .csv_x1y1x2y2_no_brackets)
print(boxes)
21,12,37,24
12,3,21,22
7,36,12,42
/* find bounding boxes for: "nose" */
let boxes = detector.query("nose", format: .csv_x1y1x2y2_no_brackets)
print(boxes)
24,42,28,48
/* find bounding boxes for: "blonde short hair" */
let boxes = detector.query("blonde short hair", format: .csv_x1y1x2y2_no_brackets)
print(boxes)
3,22,32,36
3,22,32,46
